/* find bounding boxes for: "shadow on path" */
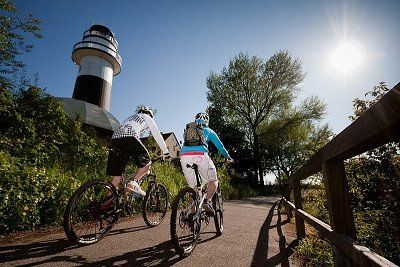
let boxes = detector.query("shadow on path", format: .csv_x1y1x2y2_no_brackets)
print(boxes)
251,200,298,267
16,239,182,267
0,224,221,266
0,225,147,264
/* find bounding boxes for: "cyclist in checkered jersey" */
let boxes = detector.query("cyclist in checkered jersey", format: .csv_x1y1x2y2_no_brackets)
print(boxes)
106,106,171,196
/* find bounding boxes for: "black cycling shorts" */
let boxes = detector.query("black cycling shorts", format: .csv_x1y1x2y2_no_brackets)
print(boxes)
106,137,150,176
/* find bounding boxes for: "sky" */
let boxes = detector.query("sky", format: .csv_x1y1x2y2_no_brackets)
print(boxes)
15,0,400,144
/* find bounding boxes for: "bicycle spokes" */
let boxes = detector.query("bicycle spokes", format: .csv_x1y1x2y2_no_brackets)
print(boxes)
66,181,116,244
170,187,200,256
143,184,168,227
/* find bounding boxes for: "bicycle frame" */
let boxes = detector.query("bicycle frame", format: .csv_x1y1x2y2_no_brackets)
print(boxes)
186,163,208,219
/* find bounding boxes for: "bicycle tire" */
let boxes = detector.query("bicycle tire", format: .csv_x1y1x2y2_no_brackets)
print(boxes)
170,187,200,257
213,187,224,236
63,179,118,244
142,182,168,227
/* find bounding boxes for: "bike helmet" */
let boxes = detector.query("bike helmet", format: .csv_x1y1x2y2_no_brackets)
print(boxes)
195,112,209,127
138,106,154,118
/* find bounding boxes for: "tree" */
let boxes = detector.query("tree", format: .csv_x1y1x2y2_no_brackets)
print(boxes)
258,95,330,184
0,0,42,88
206,51,305,184
260,118,331,185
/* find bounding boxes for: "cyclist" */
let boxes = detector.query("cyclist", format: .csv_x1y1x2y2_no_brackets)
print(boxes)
106,106,170,196
180,112,233,216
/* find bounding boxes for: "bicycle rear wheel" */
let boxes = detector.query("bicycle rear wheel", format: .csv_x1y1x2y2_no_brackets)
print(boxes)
170,187,200,257
63,179,118,244
142,182,168,227
213,187,224,236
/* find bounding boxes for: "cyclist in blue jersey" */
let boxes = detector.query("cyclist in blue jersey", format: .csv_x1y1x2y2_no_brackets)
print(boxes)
180,112,233,215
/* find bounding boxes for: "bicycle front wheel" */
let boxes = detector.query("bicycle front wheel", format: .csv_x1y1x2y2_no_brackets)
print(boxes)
170,187,200,257
142,182,168,227
213,187,224,236
63,179,118,244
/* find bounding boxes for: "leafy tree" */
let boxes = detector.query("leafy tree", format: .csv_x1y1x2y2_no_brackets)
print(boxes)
207,51,305,184
0,0,42,88
259,96,331,184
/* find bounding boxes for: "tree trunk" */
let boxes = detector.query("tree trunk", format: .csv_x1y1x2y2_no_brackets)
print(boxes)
253,130,263,185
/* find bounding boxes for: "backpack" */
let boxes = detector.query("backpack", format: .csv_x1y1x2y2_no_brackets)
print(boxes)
183,122,206,146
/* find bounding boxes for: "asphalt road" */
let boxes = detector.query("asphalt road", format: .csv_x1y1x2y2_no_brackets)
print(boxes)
1,196,299,267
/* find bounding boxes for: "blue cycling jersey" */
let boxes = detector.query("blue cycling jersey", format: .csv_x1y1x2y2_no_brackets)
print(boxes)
180,126,230,158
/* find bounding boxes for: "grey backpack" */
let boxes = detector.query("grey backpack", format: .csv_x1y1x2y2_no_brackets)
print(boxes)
183,122,206,146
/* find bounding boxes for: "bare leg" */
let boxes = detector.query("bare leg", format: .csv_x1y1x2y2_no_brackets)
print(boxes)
206,180,218,201
111,176,122,188
133,161,152,182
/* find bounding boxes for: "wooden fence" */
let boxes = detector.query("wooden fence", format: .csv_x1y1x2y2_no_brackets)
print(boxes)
282,82,400,267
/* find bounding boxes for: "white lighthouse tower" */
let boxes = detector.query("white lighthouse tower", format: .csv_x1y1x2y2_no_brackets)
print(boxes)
59,25,121,134
71,25,122,111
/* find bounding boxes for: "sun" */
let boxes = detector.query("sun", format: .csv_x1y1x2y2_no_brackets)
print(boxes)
330,41,364,74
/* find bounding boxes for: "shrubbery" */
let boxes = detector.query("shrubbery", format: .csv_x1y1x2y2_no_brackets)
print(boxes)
0,87,110,232
295,235,333,266
296,154,400,265
0,86,262,233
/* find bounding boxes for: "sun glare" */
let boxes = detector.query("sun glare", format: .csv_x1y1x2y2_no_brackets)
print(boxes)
330,41,364,74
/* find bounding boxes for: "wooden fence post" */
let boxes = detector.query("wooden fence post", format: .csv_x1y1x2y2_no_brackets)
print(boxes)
283,184,292,219
293,180,305,239
322,160,356,267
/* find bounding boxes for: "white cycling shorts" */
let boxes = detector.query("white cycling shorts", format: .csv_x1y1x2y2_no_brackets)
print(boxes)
180,152,217,188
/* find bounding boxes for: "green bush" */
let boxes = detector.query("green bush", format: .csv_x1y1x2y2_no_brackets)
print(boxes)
295,236,333,266
302,183,330,224
0,87,110,233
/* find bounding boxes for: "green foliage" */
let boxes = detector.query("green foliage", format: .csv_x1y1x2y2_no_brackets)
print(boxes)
295,236,333,266
301,182,330,225
0,151,82,231
346,156,400,263
0,0,42,88
0,87,109,233
260,111,331,184
298,82,400,264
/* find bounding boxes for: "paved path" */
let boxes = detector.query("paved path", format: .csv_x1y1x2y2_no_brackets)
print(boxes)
1,197,300,266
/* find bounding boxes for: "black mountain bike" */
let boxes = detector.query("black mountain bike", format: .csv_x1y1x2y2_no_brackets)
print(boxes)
63,158,168,244
170,163,224,257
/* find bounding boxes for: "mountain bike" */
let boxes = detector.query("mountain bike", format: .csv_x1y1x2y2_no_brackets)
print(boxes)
63,158,168,244
170,163,224,257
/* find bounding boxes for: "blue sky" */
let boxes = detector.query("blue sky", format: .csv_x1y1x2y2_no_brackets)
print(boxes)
15,0,400,143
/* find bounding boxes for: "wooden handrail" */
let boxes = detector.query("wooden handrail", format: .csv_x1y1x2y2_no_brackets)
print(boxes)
283,82,400,266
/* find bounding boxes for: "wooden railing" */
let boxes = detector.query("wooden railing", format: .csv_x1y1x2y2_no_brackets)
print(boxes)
282,82,400,267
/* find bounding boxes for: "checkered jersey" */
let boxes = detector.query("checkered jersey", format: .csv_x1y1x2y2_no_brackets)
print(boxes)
111,113,169,155
112,114,147,139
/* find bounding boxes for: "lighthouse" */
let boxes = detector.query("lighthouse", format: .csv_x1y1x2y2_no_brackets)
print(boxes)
71,25,122,111
59,25,121,134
